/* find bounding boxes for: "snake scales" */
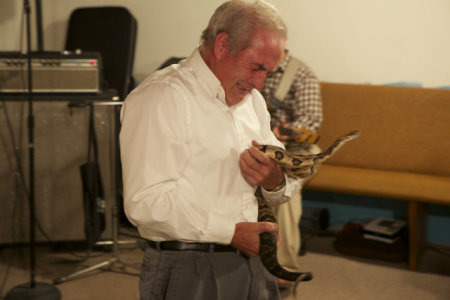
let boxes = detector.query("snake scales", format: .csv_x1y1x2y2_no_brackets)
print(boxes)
255,130,360,284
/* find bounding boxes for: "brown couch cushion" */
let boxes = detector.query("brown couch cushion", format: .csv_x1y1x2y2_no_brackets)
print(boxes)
305,164,450,205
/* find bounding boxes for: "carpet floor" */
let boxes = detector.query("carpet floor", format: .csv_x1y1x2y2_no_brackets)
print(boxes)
1,230,449,300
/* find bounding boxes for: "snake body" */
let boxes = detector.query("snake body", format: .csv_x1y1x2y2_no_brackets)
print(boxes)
255,130,360,284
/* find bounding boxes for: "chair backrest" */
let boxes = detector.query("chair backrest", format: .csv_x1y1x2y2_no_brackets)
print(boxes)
65,6,137,100
157,57,185,70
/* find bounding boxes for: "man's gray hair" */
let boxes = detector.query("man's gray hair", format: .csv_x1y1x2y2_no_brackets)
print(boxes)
200,0,287,55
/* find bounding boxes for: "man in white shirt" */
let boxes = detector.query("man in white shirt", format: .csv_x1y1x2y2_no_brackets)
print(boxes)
120,1,298,299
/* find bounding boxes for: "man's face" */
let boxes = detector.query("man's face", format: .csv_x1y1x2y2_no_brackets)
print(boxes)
214,29,285,106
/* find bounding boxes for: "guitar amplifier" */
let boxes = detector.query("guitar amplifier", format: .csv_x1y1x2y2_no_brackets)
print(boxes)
0,51,102,93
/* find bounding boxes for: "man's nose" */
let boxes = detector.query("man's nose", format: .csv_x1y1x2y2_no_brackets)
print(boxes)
250,73,267,91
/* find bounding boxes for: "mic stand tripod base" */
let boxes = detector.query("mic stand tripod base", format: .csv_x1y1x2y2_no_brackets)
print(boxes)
53,101,139,285
95,239,137,246
5,282,61,300
53,255,140,285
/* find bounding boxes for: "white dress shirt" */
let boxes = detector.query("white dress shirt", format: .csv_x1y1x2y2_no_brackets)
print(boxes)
119,48,298,245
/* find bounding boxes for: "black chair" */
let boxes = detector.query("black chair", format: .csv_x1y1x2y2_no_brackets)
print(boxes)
65,5,138,231
157,56,185,70
65,6,137,100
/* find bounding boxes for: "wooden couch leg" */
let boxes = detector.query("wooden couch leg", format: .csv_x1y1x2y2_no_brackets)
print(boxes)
408,201,428,271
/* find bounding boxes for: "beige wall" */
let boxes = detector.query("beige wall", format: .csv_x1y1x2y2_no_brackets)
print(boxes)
1,0,449,87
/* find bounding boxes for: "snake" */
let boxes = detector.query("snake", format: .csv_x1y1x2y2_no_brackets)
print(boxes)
255,130,360,285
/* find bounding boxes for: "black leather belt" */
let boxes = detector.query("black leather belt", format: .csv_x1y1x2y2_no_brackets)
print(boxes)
146,240,237,252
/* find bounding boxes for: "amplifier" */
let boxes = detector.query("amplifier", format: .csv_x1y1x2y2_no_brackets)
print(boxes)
0,51,102,93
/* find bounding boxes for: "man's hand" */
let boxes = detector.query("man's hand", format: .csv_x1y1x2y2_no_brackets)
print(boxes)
272,120,295,143
239,140,285,190
231,222,278,256
273,127,290,143
274,123,319,145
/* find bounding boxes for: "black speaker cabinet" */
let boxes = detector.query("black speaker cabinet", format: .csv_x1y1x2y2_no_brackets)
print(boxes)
0,100,116,243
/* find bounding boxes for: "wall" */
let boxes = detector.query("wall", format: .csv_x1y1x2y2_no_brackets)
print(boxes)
1,0,449,87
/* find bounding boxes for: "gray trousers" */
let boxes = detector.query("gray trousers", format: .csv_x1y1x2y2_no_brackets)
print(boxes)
139,247,280,300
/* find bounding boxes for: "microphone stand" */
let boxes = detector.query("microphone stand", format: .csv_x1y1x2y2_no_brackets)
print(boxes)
5,1,61,299
34,0,44,52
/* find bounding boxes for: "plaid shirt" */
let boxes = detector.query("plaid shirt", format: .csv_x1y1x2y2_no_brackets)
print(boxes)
260,53,323,133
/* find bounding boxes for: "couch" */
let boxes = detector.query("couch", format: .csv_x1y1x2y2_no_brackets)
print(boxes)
304,82,450,271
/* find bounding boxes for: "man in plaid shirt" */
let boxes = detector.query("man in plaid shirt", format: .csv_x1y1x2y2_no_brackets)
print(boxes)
260,49,323,288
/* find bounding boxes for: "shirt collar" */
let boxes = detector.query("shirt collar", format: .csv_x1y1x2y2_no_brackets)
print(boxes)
187,47,226,104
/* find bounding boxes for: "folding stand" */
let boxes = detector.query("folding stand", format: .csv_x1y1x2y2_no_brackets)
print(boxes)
54,101,139,285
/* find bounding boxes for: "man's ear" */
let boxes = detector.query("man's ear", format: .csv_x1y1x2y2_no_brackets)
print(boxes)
213,32,230,59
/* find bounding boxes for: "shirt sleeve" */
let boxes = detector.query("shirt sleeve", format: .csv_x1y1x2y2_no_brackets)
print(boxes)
261,174,299,207
119,82,211,242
